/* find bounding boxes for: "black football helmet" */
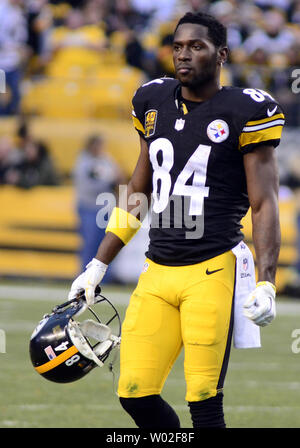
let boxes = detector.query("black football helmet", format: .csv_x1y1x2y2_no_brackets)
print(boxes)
29,286,121,383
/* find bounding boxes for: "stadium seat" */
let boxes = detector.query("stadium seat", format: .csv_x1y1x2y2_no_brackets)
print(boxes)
0,116,140,177
0,185,80,280
21,65,144,119
241,193,298,292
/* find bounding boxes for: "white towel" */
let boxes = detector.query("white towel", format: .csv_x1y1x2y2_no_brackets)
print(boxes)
231,241,261,349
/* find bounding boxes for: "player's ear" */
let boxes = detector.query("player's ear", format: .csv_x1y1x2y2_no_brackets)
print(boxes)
218,46,228,65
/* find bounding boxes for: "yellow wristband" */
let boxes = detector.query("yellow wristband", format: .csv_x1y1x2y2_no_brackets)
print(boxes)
105,207,142,245
257,281,276,293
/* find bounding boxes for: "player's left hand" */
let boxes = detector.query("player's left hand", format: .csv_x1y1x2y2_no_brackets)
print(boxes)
243,281,276,327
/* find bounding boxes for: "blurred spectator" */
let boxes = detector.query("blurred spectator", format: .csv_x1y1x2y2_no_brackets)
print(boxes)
0,135,23,184
16,116,32,147
0,0,29,115
223,5,299,117
82,0,108,26
254,0,292,12
235,2,265,38
4,138,60,188
209,1,243,50
131,0,178,26
181,0,210,14
43,6,107,71
49,0,85,7
232,48,272,91
291,0,300,24
105,0,150,35
124,29,174,79
26,0,53,63
243,8,295,56
73,135,125,275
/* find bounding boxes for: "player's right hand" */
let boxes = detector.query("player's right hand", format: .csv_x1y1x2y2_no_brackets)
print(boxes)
68,258,108,306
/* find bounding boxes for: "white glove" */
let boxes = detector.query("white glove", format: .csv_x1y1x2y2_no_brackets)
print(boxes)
68,258,108,306
243,281,276,327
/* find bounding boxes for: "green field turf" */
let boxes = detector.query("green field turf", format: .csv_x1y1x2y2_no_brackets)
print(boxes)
0,283,300,428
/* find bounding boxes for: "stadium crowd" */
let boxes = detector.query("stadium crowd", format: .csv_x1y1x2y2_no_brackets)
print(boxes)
0,118,60,187
0,0,298,122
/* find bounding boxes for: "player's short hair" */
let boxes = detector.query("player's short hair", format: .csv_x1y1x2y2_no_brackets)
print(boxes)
174,12,227,48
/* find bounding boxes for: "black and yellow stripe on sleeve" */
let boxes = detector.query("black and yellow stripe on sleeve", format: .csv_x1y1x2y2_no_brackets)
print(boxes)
239,113,285,152
132,109,145,135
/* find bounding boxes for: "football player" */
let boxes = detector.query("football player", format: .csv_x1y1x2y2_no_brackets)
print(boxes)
69,12,284,428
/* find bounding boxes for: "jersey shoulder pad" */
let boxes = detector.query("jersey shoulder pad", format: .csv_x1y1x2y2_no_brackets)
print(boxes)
131,78,178,138
229,87,285,153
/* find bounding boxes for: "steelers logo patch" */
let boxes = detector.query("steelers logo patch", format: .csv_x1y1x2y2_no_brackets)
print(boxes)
207,119,229,143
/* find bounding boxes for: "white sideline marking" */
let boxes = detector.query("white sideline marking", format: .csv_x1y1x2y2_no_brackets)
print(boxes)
225,380,300,390
1,420,20,427
1,285,300,313
2,404,300,413
229,362,281,371
0,284,131,305
225,405,300,413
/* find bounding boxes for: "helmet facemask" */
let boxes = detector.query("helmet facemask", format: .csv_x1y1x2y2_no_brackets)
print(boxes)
30,286,121,383
68,319,120,367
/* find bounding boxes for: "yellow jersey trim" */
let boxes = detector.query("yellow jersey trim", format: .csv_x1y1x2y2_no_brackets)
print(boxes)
132,114,145,134
239,125,283,149
245,113,284,127
181,103,188,115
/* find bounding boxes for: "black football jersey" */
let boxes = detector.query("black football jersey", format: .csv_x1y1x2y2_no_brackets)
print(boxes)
132,77,285,266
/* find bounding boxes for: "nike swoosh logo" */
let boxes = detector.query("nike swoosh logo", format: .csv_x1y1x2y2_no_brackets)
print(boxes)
267,106,277,117
206,268,224,275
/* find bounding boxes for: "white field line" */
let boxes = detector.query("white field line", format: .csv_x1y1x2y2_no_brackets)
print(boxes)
1,404,300,428
1,284,300,314
166,378,300,389
229,362,282,370
229,380,300,390
2,403,300,413
0,284,130,305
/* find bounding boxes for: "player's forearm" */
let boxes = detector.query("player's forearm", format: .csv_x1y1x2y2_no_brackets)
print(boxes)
121,178,151,219
251,198,281,284
95,231,125,265
95,182,150,265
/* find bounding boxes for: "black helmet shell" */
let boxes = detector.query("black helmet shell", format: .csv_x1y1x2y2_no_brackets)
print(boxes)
30,302,96,383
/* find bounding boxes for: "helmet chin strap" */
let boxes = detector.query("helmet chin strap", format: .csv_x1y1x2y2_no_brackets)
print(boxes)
108,345,120,396
79,318,121,395
67,320,104,367
67,318,121,369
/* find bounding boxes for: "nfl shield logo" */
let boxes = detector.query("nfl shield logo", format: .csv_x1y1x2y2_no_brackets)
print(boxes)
175,118,185,131
242,258,248,271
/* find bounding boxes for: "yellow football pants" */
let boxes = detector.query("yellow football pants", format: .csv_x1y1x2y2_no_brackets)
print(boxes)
118,250,236,402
